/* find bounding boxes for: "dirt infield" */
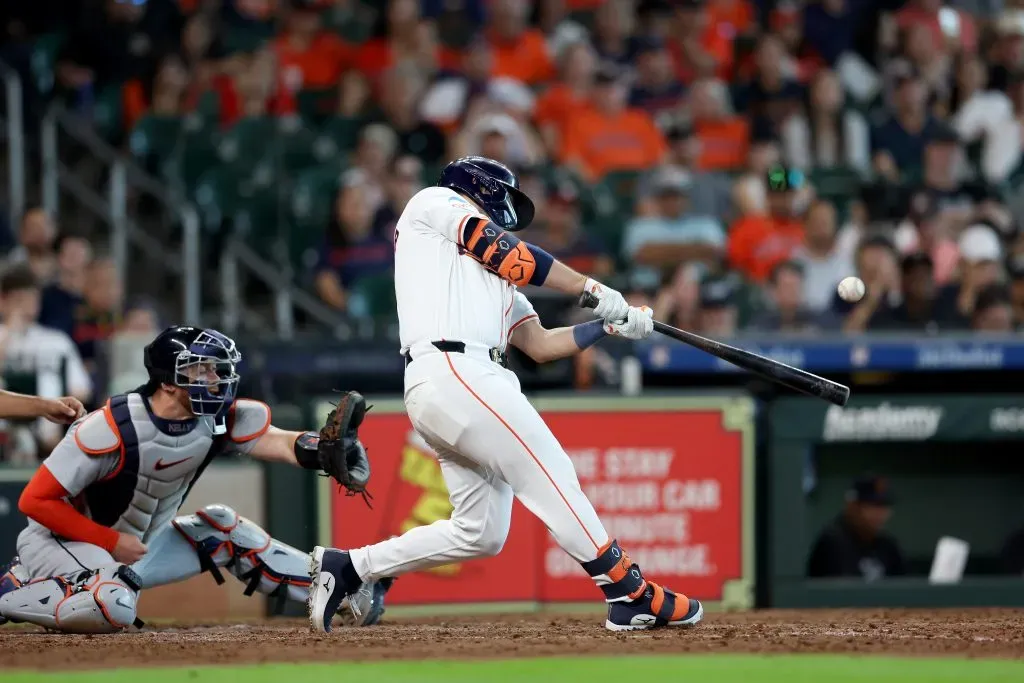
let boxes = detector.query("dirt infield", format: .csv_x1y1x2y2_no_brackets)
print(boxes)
2,609,1023,670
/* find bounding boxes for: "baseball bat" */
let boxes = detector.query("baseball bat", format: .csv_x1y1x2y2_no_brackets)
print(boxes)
580,292,850,407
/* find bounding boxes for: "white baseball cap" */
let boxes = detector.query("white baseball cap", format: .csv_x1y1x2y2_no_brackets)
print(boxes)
958,224,1003,263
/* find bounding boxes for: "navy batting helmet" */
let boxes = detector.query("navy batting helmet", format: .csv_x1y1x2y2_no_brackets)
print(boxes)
437,156,535,231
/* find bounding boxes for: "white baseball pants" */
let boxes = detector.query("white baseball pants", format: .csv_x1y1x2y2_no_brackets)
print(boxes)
349,345,610,581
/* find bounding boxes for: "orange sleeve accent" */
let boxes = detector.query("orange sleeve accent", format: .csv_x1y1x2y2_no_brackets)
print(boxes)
227,399,272,444
19,466,119,552
464,218,488,251
496,243,537,287
74,400,122,456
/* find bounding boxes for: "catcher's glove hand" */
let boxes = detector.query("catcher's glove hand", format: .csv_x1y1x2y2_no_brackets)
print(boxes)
319,391,373,505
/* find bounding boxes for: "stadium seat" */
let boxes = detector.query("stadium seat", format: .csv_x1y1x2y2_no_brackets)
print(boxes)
810,166,862,220
277,114,340,172
289,164,346,271
350,272,397,320
296,88,338,124
31,32,64,96
599,169,643,217
92,85,124,142
217,116,277,168
177,113,222,195
319,116,364,155
193,167,249,235
129,115,183,178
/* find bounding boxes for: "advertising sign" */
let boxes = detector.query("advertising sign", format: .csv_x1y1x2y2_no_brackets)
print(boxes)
321,395,755,610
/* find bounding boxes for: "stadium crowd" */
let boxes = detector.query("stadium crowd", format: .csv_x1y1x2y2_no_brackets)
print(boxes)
4,0,1024,459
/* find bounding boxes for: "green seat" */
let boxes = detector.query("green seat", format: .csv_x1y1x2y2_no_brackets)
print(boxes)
296,88,337,124
319,116,364,156
810,166,862,220
327,1,375,42
129,115,183,177
598,169,643,216
193,90,221,126
223,25,273,54
289,164,346,270
350,272,397,320
92,85,123,142
193,167,250,234
32,32,65,95
277,115,339,172
177,113,221,194
218,116,277,168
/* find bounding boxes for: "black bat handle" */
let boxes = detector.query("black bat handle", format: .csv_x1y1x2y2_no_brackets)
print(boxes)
579,291,600,310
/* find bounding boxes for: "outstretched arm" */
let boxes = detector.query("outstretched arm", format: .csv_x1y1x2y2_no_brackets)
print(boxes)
0,390,86,424
246,426,307,466
510,308,654,364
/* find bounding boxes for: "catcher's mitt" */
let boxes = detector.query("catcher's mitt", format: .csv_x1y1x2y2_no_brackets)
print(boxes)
319,390,372,504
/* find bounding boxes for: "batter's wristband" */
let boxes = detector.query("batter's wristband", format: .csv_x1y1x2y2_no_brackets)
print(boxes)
572,319,608,350
294,432,321,469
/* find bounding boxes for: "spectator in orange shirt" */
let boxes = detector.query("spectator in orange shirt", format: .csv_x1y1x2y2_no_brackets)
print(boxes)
274,0,351,93
728,165,808,283
485,0,555,85
560,65,667,181
534,41,597,156
690,77,750,172
668,0,735,84
706,0,755,38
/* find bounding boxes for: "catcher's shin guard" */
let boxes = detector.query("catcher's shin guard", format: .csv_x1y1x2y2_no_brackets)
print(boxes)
0,557,29,625
0,565,141,633
167,504,312,612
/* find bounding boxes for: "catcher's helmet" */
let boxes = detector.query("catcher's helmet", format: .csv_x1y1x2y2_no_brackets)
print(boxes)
144,326,241,424
437,156,535,231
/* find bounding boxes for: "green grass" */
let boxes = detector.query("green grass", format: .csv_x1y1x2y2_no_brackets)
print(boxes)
6,655,1024,683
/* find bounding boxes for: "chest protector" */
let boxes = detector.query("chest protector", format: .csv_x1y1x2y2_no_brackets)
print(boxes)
76,393,228,540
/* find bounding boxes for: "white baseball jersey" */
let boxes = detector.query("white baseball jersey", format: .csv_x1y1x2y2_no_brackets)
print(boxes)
394,186,537,352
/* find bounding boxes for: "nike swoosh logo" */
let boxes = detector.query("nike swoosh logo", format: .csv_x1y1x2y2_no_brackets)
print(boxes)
154,457,192,471
115,596,133,610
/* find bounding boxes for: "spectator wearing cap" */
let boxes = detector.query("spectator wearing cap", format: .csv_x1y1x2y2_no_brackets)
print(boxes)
951,52,1020,184
623,167,726,272
807,474,907,581
689,78,750,172
592,0,637,70
419,36,496,134
667,0,736,84
274,0,352,93
892,190,960,285
733,34,804,130
971,283,1015,332
314,170,394,315
748,260,837,333
534,41,598,157
530,181,613,278
872,252,966,331
937,223,1006,320
559,64,666,181
377,64,448,166
639,124,734,220
454,107,544,169
792,199,855,313
871,66,946,181
696,275,739,337
836,235,901,330
728,166,806,283
482,0,555,86
1007,254,1024,328
781,69,871,177
987,14,1024,93
629,36,687,124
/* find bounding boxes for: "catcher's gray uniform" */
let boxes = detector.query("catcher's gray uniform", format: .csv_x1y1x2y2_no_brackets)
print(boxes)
0,392,336,633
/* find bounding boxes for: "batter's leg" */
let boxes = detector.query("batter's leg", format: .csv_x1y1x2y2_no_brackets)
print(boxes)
310,449,513,632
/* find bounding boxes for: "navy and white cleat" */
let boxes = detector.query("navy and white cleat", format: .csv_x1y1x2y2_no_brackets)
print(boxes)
309,546,390,632
605,582,703,632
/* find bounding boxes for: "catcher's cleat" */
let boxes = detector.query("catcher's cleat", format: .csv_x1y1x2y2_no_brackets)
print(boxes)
309,546,390,633
605,582,703,632
0,558,29,625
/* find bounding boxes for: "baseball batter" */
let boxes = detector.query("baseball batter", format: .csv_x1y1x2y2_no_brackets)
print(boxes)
309,156,704,632
0,326,384,633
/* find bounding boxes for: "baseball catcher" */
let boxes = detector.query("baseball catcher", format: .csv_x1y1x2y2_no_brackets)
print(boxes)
0,325,387,633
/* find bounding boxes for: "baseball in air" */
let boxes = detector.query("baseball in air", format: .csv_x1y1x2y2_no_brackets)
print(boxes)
837,276,866,303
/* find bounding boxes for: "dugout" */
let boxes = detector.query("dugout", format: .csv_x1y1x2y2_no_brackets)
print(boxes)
766,394,1024,608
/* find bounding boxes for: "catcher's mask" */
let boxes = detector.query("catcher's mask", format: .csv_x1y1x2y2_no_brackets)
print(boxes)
145,326,241,431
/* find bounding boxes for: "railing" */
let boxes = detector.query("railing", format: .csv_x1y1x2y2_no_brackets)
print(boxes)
41,105,202,322
41,103,345,337
0,59,25,227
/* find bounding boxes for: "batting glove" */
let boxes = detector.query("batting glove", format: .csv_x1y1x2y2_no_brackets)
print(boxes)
584,277,630,323
606,306,655,340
